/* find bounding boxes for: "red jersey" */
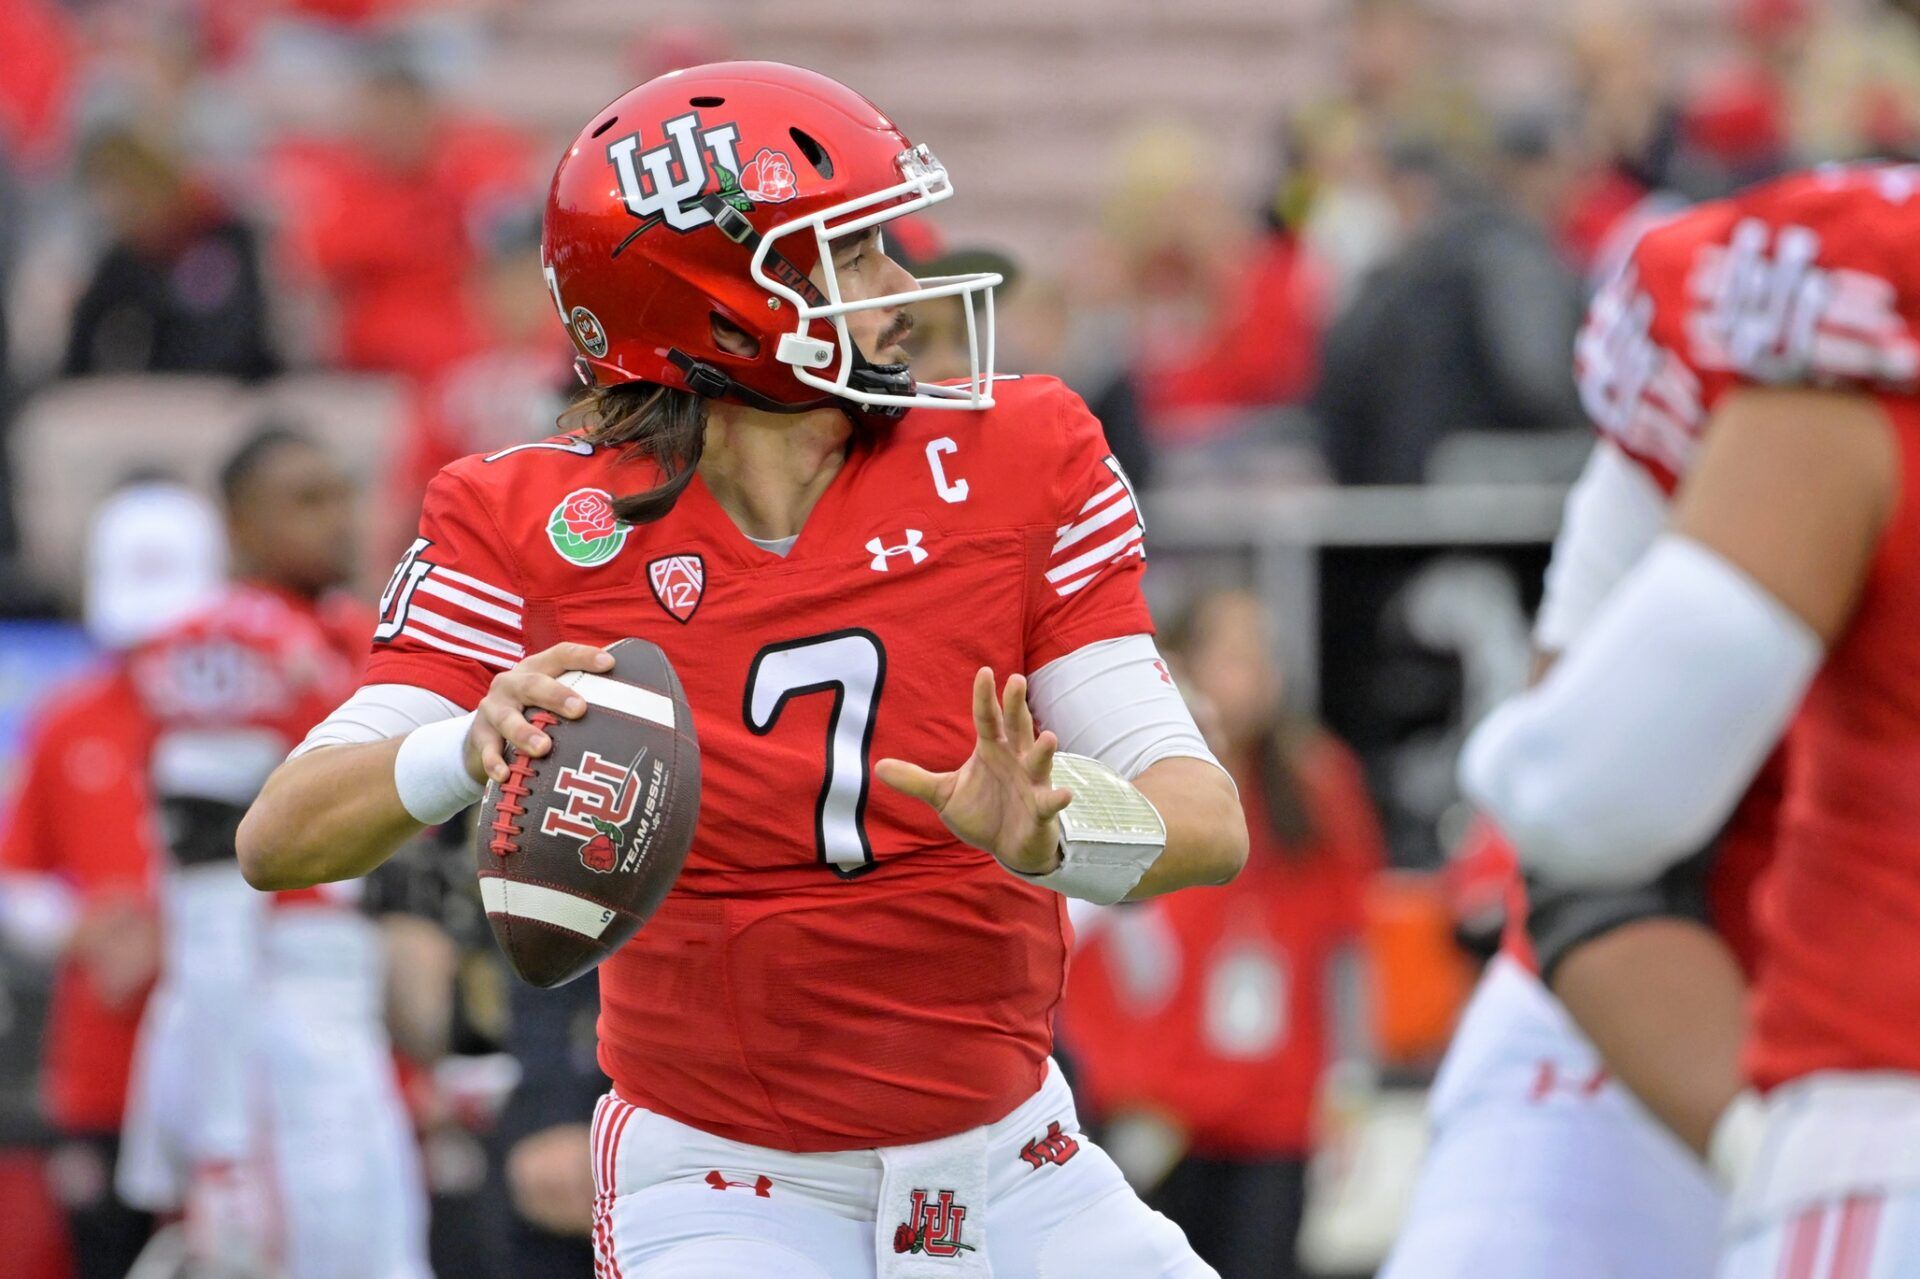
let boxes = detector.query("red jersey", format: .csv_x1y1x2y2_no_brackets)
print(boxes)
0,667,158,1132
1576,165,1920,1087
130,583,369,907
366,376,1154,1150
1061,733,1379,1157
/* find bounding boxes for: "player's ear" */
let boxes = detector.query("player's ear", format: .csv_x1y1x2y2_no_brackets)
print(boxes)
710,313,760,358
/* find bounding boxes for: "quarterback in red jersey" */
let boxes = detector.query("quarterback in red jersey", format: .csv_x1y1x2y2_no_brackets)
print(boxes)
240,62,1246,1277
1465,164,1920,1275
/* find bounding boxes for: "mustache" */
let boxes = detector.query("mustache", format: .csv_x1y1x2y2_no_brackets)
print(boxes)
876,311,915,352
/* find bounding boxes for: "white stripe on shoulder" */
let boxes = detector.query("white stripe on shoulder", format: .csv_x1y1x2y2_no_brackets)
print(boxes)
1045,524,1144,584
1077,480,1124,514
406,606,523,658
418,573,522,627
560,671,675,728
1051,491,1136,553
479,877,615,939
432,565,524,606
400,624,517,668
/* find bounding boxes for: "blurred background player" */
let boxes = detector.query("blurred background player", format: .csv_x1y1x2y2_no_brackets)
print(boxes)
0,479,223,1279
1465,163,1920,1277
115,426,434,1279
1062,588,1383,1279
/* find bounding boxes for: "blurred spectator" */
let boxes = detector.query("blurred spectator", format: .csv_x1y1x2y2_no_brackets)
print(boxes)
0,0,79,173
1790,0,1920,163
62,126,281,380
1090,123,1326,466
1314,124,1584,486
1061,590,1383,1279
383,210,572,564
266,52,537,377
0,478,225,1279
495,971,606,1275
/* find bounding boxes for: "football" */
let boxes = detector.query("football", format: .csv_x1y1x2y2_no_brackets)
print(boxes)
473,637,701,987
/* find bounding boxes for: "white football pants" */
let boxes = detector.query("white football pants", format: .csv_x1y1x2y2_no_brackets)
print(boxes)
118,887,429,1279
1380,956,1725,1279
589,1059,1217,1278
1717,1073,1920,1279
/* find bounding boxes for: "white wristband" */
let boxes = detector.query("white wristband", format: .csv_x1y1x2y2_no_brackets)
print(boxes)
1013,752,1166,904
393,712,484,825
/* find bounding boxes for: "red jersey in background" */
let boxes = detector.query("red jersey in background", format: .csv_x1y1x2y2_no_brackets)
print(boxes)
129,582,369,908
0,667,159,1133
1062,732,1380,1157
1576,164,1920,1088
265,122,536,377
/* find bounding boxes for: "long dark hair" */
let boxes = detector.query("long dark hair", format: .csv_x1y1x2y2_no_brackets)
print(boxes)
560,380,708,524
1166,590,1320,856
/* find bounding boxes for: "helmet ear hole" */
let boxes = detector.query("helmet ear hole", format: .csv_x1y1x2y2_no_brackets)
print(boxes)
789,127,834,178
710,312,760,358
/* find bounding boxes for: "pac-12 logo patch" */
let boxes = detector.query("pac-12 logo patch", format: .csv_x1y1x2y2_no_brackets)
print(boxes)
569,306,608,357
547,488,630,567
647,554,705,623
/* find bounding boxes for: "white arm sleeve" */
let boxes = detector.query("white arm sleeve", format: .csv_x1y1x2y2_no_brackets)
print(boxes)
1027,634,1225,781
1461,536,1819,888
291,683,468,757
1533,440,1671,653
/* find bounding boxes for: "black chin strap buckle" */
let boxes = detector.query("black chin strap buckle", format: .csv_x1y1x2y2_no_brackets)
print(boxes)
679,361,733,400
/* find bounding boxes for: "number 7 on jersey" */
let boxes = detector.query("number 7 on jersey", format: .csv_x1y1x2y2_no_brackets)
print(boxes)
743,629,887,876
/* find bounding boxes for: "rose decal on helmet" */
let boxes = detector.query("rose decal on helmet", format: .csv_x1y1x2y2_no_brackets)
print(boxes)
547,488,631,567
739,148,798,203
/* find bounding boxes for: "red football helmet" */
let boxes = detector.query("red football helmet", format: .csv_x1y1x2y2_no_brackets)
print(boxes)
542,61,1000,416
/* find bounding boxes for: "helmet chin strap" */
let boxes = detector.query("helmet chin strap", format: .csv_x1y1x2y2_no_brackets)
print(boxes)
663,194,914,422
664,347,911,423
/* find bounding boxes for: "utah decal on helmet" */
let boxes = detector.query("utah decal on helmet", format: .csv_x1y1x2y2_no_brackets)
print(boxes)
542,61,1002,417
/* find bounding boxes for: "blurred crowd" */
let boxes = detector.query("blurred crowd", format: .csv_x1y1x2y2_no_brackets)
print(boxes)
5,0,1920,1276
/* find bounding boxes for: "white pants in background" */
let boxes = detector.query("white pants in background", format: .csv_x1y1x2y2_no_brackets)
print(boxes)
589,1060,1216,1278
1717,1073,1920,1279
119,888,430,1279
1380,956,1725,1279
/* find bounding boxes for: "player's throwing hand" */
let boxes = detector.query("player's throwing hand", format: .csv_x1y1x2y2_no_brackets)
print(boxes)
467,643,615,784
877,667,1075,875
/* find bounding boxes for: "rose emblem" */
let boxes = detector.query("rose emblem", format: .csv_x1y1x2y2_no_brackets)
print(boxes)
579,833,617,873
561,490,617,540
741,148,798,203
892,1223,915,1253
547,488,631,567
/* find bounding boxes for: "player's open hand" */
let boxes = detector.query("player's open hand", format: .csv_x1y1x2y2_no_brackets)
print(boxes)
876,667,1074,875
468,643,615,784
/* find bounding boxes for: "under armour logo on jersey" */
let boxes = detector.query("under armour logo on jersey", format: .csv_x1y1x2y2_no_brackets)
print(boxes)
606,111,745,234
866,529,928,571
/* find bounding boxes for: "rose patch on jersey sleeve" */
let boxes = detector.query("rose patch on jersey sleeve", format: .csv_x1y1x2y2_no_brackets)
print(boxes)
548,488,631,567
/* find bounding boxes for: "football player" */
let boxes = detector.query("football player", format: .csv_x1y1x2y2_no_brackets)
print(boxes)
238,63,1247,1278
117,428,431,1279
1464,164,1920,1275
1378,242,1763,1277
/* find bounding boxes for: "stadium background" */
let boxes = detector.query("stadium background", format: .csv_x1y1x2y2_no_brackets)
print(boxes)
0,0,1914,1275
